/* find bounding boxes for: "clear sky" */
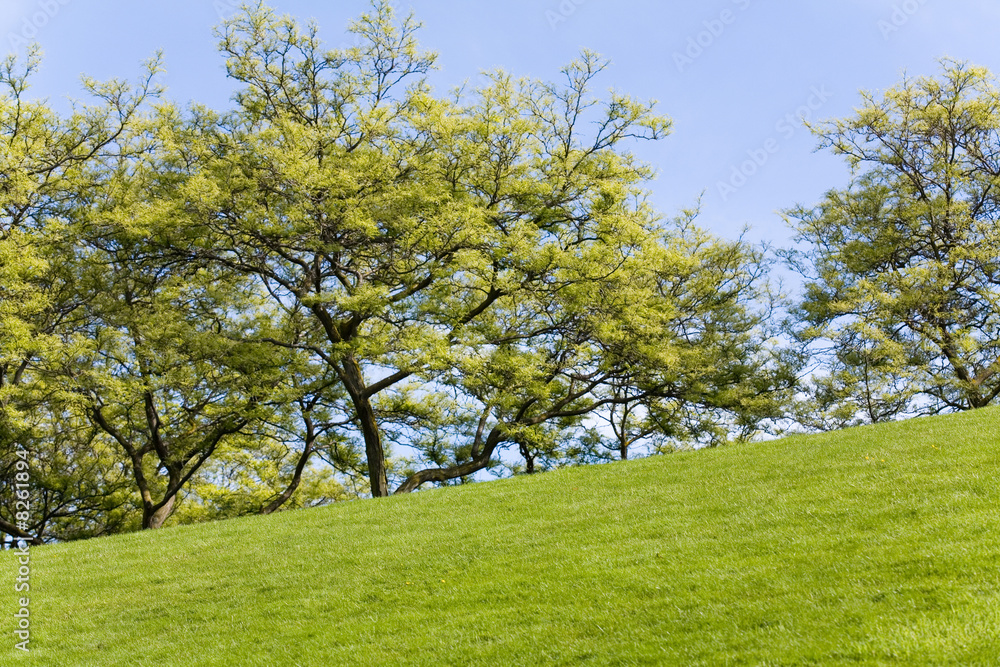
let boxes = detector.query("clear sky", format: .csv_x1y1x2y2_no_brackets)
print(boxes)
7,0,1000,261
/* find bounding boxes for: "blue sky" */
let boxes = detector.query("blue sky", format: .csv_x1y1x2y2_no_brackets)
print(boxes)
7,0,1000,261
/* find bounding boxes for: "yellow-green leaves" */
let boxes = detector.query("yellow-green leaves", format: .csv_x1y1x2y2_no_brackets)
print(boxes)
198,2,796,493
789,58,1000,422
5,1,797,542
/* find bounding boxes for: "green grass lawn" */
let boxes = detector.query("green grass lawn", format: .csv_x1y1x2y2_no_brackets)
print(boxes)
3,407,1000,665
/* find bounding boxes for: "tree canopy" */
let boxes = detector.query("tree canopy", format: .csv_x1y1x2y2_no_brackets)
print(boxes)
786,59,1000,425
188,2,792,496
0,1,816,543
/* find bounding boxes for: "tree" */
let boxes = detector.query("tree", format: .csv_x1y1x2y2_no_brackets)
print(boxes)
0,400,136,543
786,59,1000,422
59,132,295,529
1,70,304,533
3,2,798,542
0,48,161,543
168,1,794,495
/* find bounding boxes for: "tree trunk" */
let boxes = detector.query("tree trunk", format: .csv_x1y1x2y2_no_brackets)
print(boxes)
260,438,314,514
0,518,44,546
309,306,390,497
518,439,535,474
341,355,389,497
356,400,389,496
143,495,176,530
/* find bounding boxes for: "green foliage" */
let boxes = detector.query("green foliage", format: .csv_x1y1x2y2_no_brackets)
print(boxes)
787,59,1000,424
0,44,343,538
0,46,157,424
1,1,796,541
186,2,792,495
0,48,163,541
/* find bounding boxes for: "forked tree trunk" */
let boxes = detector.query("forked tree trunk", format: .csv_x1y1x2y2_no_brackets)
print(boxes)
310,306,390,497
144,496,176,530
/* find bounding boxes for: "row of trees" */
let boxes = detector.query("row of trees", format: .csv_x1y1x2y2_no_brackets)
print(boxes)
2,3,998,543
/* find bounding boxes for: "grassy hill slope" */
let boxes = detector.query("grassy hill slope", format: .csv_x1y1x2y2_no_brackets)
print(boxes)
4,407,1000,665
